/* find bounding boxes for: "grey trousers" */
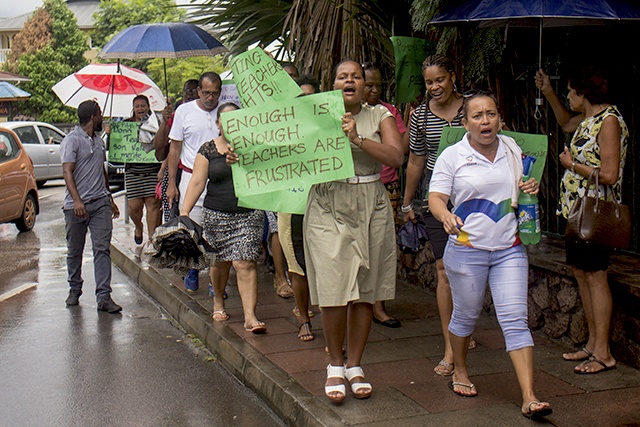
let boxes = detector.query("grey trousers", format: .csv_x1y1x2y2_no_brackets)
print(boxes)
64,195,113,301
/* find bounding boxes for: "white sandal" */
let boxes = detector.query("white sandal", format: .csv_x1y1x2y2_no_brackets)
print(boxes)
344,365,372,399
325,364,346,403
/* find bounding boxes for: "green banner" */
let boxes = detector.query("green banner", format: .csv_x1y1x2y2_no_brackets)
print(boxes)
238,185,311,215
390,37,435,104
221,90,353,199
229,47,302,108
438,127,548,182
107,121,158,163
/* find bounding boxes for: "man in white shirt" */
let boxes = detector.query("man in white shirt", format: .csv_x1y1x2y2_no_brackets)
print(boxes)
166,71,222,291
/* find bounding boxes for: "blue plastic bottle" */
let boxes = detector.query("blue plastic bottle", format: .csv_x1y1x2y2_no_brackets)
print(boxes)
518,156,541,245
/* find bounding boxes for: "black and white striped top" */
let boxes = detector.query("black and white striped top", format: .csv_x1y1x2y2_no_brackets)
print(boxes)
409,103,464,172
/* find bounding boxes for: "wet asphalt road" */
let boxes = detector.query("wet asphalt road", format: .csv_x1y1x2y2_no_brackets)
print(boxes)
0,180,286,427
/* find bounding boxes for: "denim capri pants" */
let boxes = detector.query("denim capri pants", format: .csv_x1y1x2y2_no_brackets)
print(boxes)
443,243,534,352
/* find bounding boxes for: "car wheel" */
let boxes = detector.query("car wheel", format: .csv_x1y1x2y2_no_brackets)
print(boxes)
16,194,37,232
36,180,47,189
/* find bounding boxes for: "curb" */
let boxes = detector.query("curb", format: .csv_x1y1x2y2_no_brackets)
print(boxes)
111,240,345,427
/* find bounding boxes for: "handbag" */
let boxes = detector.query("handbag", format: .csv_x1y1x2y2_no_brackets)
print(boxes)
565,168,631,249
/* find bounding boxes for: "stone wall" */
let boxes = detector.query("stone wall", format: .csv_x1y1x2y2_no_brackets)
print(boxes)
397,243,640,369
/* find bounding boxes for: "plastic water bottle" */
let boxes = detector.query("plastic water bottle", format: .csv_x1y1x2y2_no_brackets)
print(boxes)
518,156,541,245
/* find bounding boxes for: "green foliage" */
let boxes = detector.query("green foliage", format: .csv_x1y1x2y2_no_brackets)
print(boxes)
463,28,503,85
7,0,87,121
92,0,185,48
146,56,225,102
15,47,77,122
45,0,87,70
188,0,292,57
410,0,505,87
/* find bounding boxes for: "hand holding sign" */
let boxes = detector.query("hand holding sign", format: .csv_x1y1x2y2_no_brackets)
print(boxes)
229,47,302,108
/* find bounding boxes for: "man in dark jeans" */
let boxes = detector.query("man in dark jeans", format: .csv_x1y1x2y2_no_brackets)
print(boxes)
61,100,122,313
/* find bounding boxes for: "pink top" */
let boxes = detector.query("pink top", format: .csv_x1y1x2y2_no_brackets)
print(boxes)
379,101,406,184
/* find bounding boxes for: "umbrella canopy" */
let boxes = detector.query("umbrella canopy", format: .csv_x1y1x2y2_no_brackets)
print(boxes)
431,0,640,27
98,22,228,60
52,63,166,118
430,0,640,118
98,23,229,96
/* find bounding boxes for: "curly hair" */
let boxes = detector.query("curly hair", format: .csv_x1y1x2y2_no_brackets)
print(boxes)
567,66,611,105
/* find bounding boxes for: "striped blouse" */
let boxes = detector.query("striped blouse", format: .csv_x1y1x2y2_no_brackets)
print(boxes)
409,102,464,172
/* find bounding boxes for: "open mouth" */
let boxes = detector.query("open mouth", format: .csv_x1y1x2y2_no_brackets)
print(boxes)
481,129,493,136
343,86,356,95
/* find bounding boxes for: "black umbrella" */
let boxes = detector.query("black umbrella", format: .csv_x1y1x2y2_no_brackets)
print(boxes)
146,216,215,276
430,0,640,118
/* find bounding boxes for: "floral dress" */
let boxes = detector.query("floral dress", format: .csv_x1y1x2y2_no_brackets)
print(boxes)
557,106,628,219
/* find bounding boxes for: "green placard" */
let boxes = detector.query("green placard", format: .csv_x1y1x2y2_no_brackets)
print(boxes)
107,121,159,163
390,37,435,104
221,90,353,199
438,127,548,182
229,47,303,108
238,185,310,215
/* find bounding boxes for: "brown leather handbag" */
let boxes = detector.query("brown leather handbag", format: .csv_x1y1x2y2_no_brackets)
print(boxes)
565,168,631,249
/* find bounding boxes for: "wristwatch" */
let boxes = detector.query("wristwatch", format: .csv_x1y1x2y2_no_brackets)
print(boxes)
357,134,365,148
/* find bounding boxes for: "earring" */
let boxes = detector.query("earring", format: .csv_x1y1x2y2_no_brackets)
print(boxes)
453,82,458,93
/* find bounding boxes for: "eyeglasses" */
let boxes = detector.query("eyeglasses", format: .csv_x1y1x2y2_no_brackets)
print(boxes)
200,90,221,99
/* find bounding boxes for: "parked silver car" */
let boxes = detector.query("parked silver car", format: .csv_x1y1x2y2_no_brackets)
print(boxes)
2,121,66,188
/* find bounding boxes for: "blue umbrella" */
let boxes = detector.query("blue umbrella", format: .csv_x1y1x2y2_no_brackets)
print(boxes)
430,0,640,118
98,23,229,95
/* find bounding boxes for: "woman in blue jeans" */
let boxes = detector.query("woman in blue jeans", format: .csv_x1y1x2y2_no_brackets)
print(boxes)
428,92,552,420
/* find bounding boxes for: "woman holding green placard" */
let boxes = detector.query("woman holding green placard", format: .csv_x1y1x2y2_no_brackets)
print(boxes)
181,102,266,334
124,95,162,246
303,60,404,403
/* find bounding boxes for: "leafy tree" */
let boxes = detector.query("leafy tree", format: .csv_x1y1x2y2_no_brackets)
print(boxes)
146,56,225,103
92,0,185,48
3,0,88,122
189,0,413,91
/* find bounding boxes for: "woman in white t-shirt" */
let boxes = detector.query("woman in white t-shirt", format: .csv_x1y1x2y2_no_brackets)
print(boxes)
428,92,552,420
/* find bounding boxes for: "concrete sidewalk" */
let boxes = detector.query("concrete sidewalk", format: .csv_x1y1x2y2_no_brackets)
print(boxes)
110,207,640,426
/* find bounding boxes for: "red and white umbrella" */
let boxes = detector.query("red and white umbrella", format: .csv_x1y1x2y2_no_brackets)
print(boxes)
52,63,166,118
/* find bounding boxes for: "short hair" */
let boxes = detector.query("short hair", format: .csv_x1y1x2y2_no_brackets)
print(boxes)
281,62,299,76
567,65,611,105
199,72,222,88
216,102,240,120
462,90,500,119
132,94,149,107
422,54,457,76
333,59,364,78
78,100,100,125
362,62,379,73
183,79,198,90
295,75,320,94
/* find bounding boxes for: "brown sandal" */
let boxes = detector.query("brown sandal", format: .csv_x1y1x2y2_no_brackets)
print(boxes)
298,322,314,341
274,278,293,298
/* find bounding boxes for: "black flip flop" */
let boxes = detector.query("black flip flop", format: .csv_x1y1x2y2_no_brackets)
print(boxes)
574,356,616,374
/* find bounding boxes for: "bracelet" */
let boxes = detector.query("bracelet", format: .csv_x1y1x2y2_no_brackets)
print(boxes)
571,160,577,173
401,204,413,213
356,134,365,148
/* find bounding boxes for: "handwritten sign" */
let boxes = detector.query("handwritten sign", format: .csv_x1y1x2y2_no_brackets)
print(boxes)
229,47,302,108
221,90,353,198
438,127,548,183
220,80,241,106
390,37,435,103
238,185,310,215
107,121,159,163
